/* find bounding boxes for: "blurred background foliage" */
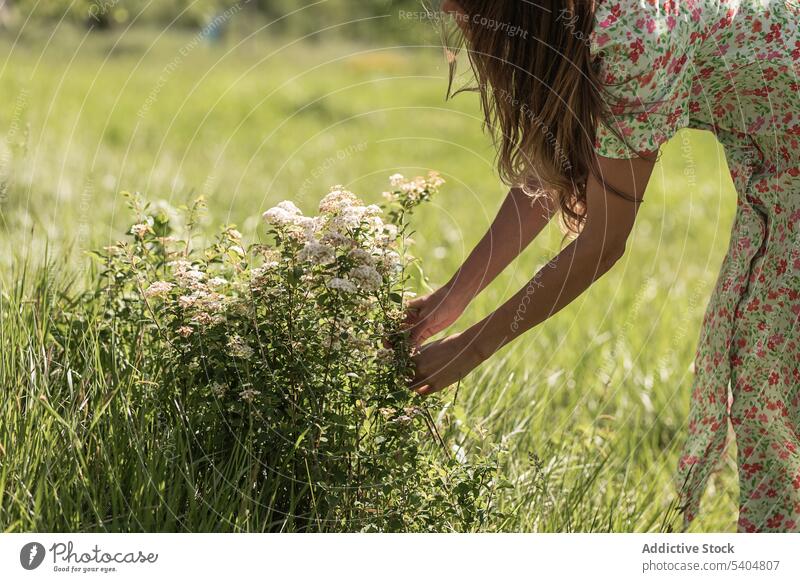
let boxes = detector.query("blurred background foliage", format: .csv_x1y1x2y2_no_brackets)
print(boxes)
1,0,438,41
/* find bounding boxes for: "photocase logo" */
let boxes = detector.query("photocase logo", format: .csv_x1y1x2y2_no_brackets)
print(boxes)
20,542,46,570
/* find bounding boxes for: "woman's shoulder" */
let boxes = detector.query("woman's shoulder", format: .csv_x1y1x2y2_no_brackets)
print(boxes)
589,0,713,68
588,0,716,158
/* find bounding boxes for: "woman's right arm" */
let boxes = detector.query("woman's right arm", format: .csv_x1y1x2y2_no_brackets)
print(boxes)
405,184,556,345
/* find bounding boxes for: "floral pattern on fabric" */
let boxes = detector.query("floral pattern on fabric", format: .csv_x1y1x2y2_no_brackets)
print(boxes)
589,0,800,532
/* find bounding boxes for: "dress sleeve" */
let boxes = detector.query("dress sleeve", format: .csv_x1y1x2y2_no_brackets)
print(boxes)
589,0,697,159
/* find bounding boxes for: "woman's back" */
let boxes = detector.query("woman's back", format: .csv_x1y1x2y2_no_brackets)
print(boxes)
591,0,799,157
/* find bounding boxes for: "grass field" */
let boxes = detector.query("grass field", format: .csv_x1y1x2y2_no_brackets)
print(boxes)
0,24,742,532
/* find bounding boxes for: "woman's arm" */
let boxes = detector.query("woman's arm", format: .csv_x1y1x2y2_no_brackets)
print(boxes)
405,184,556,345
411,155,655,395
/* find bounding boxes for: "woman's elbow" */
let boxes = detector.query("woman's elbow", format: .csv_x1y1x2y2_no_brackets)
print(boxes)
576,232,629,275
600,239,627,271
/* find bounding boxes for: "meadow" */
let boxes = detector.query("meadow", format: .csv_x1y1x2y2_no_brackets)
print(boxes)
0,22,741,532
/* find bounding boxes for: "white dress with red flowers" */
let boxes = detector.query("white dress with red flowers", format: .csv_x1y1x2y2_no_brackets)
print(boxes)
590,0,800,532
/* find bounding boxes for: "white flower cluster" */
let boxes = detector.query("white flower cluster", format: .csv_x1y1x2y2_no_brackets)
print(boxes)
144,281,174,298
130,222,152,238
298,241,335,265
262,200,319,240
170,260,207,288
318,188,358,214
150,259,228,327
326,277,357,293
239,387,261,403
262,200,303,226
350,265,382,291
227,334,255,360
260,180,408,296
382,171,445,205
129,174,441,403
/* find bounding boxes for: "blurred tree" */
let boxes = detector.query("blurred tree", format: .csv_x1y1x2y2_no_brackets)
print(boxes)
0,0,11,30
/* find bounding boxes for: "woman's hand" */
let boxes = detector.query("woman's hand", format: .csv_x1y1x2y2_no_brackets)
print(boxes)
410,332,483,396
404,285,469,346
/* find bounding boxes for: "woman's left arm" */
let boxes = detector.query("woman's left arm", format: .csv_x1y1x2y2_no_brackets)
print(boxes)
411,155,655,395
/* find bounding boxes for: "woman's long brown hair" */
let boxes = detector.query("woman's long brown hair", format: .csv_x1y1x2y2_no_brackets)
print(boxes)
441,0,630,234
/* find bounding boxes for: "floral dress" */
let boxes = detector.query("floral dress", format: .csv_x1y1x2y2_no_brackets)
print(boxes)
589,0,800,532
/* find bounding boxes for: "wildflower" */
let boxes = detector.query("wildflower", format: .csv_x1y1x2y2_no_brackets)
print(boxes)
350,337,374,352
177,325,194,337
239,388,261,403
227,334,255,359
249,266,276,285
210,381,228,398
403,406,423,418
251,249,281,274
263,201,303,226
229,245,245,257
379,407,397,419
364,215,385,234
374,249,402,272
175,268,206,288
225,297,252,318
385,171,444,209
192,311,223,326
298,241,336,265
427,171,446,188
319,187,359,214
203,292,225,313
300,215,325,239
130,223,151,238
184,269,205,282
178,291,207,309
276,200,302,215
326,277,357,293
207,277,227,288
401,179,423,200
263,207,293,226
169,261,206,287
259,247,281,262
250,266,266,280
348,248,374,265
143,281,174,298
320,228,352,248
350,265,382,291
375,224,399,247
334,205,368,230
169,259,193,273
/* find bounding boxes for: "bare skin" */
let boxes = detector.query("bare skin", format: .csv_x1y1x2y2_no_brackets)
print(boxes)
407,156,655,395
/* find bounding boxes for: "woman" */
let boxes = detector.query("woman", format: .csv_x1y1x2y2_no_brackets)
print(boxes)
406,0,800,532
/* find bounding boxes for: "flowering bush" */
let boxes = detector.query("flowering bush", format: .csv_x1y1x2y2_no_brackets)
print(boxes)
83,172,502,531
